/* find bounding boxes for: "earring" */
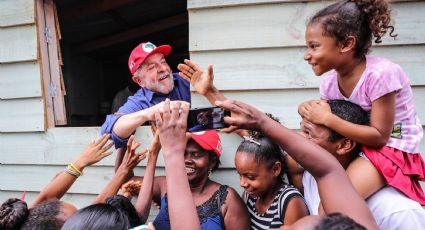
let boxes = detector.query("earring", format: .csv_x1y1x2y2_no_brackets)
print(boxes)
208,170,212,178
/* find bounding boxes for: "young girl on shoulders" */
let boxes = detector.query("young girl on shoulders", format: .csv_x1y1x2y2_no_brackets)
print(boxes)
235,126,309,229
300,0,425,207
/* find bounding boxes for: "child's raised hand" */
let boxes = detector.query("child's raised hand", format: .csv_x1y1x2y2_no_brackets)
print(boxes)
117,135,148,175
148,133,161,159
155,99,189,156
215,99,267,131
178,59,215,96
299,100,332,125
74,134,114,168
121,179,142,198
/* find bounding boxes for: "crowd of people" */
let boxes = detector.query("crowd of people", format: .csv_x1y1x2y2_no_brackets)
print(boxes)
1,0,425,229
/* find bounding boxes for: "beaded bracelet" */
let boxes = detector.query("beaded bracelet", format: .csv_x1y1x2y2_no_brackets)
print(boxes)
68,163,84,176
65,167,80,178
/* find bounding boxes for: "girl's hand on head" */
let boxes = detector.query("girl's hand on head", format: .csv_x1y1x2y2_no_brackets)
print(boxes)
301,100,332,126
298,99,321,117
215,99,267,131
155,99,189,156
75,134,114,168
117,135,147,175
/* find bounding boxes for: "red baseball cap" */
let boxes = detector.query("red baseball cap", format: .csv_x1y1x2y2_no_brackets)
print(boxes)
191,130,222,157
128,42,172,75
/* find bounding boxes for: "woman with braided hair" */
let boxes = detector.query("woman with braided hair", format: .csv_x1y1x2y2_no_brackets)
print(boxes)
299,0,425,213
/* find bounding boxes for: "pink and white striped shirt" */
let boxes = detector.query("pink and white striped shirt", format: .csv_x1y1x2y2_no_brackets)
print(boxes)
320,56,423,153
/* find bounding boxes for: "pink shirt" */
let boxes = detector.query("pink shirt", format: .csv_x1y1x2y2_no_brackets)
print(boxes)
320,56,423,153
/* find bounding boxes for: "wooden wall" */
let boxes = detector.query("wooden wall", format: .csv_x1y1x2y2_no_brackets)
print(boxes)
0,0,424,216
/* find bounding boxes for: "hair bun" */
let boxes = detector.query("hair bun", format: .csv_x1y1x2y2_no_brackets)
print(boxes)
0,198,29,230
353,0,396,43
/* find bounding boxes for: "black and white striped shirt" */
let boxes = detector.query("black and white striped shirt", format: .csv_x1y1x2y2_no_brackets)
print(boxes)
243,185,305,230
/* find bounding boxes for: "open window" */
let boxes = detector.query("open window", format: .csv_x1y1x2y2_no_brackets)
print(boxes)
37,0,189,127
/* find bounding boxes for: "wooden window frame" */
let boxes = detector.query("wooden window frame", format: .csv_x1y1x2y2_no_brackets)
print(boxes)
36,0,67,127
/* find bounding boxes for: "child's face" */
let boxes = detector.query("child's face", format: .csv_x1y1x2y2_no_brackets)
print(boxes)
304,23,342,76
235,151,279,198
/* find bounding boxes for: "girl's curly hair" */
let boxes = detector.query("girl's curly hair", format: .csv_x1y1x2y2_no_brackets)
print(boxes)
309,0,397,58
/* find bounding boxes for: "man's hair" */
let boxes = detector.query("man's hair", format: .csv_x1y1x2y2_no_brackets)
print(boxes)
327,100,369,142
315,213,367,230
327,100,369,154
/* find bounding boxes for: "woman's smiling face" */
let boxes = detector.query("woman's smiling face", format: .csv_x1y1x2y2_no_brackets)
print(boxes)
184,140,214,185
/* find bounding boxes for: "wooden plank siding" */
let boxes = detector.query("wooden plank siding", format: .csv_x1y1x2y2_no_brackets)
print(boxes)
0,0,35,27
188,1,425,51
0,98,44,132
0,61,42,99
0,25,38,63
189,45,425,91
0,127,242,169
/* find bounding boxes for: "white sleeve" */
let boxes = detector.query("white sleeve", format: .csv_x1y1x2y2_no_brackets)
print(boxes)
377,209,425,230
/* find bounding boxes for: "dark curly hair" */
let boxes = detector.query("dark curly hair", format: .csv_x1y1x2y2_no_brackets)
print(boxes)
0,198,28,230
105,195,142,227
21,199,63,230
309,0,397,58
315,213,367,230
1,198,67,230
236,114,286,179
61,203,130,230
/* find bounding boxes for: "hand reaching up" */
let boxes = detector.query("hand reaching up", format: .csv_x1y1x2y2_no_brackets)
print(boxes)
74,134,114,169
178,59,216,96
155,99,190,156
117,135,148,176
122,180,142,198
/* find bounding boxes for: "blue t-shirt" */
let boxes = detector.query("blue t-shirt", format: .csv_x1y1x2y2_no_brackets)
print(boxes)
101,73,190,148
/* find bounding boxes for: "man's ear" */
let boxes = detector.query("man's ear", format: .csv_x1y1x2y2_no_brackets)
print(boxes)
340,35,356,53
336,138,356,156
272,161,282,177
132,75,144,87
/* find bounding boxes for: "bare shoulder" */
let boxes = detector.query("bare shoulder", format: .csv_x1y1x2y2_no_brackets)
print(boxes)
283,196,309,225
222,186,251,229
225,186,243,202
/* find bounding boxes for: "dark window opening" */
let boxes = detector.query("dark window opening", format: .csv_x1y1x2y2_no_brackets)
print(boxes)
56,0,189,126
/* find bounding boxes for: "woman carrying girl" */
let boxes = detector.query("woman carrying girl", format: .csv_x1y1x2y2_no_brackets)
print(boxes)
235,127,309,229
300,0,425,209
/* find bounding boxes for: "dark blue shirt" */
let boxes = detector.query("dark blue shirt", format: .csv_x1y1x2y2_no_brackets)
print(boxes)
154,185,228,230
101,73,190,148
